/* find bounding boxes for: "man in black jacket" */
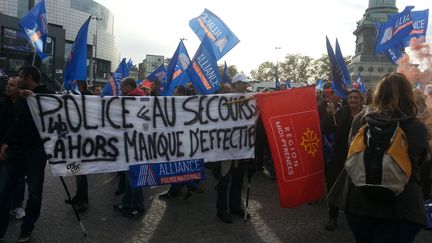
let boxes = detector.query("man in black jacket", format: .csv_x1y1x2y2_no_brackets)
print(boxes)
0,66,53,242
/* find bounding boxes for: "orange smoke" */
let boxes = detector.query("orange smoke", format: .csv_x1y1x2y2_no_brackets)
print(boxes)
396,37,432,86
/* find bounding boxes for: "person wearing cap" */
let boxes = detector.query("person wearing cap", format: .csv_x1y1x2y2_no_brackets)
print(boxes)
214,73,252,224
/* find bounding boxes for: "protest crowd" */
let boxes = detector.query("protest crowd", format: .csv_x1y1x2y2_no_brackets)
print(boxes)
1,1,432,243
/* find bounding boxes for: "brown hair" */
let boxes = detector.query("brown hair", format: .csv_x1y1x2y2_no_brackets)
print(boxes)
372,73,417,117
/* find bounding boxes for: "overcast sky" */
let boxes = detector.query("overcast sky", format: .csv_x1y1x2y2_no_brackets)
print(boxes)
94,0,431,75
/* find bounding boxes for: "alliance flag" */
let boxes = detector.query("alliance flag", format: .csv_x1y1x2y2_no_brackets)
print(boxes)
163,40,191,96
189,9,240,60
375,6,414,54
186,35,222,95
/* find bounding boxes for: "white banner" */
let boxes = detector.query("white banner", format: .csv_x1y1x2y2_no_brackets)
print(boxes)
27,93,258,176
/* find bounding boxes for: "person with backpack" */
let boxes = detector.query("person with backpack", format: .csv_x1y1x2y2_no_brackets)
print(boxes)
345,73,428,243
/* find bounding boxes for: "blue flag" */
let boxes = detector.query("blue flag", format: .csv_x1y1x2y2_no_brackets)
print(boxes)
100,58,129,96
186,35,222,95
405,9,429,45
383,45,403,64
326,36,347,99
375,6,414,54
100,72,120,96
115,58,129,78
146,64,167,84
285,80,291,89
335,39,352,86
127,58,133,70
163,40,191,96
19,0,48,59
316,79,323,90
356,73,366,94
63,16,91,92
222,61,231,83
189,9,240,60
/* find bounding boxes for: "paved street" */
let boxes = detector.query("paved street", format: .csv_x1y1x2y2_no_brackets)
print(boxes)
2,167,432,243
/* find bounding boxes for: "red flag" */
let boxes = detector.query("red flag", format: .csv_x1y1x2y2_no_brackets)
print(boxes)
255,87,325,208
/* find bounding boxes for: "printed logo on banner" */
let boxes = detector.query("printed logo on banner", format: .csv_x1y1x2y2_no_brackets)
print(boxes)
66,161,81,174
269,111,322,182
129,159,205,188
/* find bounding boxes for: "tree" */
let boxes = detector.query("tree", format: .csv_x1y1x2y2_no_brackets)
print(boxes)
279,54,313,83
250,61,276,82
309,54,330,82
217,64,238,79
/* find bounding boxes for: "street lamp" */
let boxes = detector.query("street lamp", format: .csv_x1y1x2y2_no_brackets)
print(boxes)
92,16,102,86
275,46,282,83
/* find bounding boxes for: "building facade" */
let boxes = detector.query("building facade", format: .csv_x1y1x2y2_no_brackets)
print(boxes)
349,0,399,88
0,0,120,91
138,54,164,80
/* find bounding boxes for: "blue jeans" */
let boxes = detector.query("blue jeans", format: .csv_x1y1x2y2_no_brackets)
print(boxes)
346,212,422,243
0,146,47,236
122,173,144,210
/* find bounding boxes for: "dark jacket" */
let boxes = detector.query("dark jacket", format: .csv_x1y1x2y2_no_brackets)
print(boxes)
320,106,356,187
346,110,429,225
4,85,53,148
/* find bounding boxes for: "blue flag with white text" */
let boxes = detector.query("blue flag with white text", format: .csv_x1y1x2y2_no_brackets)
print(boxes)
335,39,352,86
19,0,48,59
129,159,205,188
189,9,240,60
146,64,167,84
326,36,347,99
163,40,191,96
405,9,429,45
186,36,222,95
63,16,91,92
375,6,414,54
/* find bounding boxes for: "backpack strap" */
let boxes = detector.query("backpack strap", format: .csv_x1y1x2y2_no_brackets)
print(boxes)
387,126,412,177
347,125,366,158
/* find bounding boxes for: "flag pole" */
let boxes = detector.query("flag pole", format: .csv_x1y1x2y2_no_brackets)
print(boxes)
60,177,88,236
31,48,37,66
243,162,253,222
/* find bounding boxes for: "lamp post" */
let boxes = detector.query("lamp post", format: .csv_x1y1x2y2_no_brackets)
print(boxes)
275,46,282,83
92,16,102,86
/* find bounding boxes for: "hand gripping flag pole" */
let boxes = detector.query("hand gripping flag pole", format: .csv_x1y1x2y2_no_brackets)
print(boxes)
60,177,88,236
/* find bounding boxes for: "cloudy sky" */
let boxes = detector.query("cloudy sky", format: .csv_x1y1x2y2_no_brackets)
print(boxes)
95,0,431,75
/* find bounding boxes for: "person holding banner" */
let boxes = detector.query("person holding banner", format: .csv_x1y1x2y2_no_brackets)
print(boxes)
64,81,93,212
213,73,252,224
113,77,146,217
321,89,363,231
0,66,53,242
0,75,26,221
